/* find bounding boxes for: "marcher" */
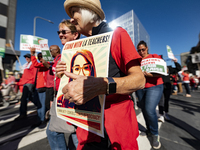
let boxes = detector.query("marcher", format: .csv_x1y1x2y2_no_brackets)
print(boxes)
56,1,145,149
182,70,191,97
15,53,38,120
1,72,15,98
45,20,80,150
135,40,163,149
31,51,49,126
194,75,199,90
190,75,196,92
158,58,181,122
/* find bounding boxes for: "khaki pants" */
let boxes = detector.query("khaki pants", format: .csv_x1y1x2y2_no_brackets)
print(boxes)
177,83,183,93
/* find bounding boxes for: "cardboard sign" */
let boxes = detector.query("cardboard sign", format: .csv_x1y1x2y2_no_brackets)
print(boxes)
141,58,167,76
56,32,113,137
39,39,53,62
20,34,47,52
166,45,175,59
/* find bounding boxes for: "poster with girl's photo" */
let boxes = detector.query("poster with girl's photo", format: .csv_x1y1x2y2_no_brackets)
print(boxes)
56,31,113,137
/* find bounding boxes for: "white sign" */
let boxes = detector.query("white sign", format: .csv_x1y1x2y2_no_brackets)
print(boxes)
141,58,167,76
166,45,175,59
20,34,47,52
39,39,53,62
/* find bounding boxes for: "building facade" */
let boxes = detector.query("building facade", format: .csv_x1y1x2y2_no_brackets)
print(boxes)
108,10,150,51
0,0,20,80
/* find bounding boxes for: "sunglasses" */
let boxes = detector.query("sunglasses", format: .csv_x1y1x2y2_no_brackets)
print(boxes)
50,49,57,52
57,30,71,35
137,48,146,52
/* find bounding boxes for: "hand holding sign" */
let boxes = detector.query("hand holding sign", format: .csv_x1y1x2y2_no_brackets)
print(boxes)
62,71,106,105
56,61,67,78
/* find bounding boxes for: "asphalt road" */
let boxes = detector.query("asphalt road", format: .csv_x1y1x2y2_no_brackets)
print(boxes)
0,88,199,150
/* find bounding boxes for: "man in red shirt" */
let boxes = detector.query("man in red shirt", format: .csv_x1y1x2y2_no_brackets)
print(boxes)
15,53,38,120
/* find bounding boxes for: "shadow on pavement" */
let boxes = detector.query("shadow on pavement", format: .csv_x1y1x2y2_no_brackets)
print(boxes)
170,98,200,115
166,114,200,149
0,112,47,150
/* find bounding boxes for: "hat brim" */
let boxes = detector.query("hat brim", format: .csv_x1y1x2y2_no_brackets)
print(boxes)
64,0,105,20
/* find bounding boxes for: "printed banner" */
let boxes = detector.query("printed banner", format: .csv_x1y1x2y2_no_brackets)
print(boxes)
56,32,113,137
20,34,47,52
141,58,167,76
0,47,5,58
39,39,53,62
191,53,200,63
166,45,175,59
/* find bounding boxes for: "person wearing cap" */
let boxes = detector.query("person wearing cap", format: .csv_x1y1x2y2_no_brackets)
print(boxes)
15,53,38,120
56,0,145,149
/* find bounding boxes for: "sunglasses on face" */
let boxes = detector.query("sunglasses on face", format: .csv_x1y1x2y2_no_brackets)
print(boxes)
50,49,57,52
57,30,71,35
137,48,146,52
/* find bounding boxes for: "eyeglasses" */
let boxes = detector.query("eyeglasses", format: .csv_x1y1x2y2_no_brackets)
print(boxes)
50,49,57,52
57,30,71,35
137,48,146,52
72,64,91,76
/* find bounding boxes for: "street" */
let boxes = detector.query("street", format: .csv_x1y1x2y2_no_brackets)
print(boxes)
0,89,199,150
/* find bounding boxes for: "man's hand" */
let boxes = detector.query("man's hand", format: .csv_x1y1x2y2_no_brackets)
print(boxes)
30,47,36,55
62,71,107,105
56,61,67,78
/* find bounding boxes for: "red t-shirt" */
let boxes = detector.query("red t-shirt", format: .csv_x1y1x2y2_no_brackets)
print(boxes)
52,54,61,91
76,27,141,150
17,63,37,86
142,54,163,88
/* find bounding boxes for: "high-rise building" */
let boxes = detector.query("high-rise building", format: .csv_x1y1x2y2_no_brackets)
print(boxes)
0,0,20,79
109,10,150,51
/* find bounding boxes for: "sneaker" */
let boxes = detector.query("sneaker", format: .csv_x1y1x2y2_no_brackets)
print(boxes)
164,113,170,121
152,135,161,149
186,94,191,97
158,115,165,123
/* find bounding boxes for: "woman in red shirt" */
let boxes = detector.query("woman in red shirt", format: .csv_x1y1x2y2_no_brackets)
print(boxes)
136,41,163,149
182,70,191,97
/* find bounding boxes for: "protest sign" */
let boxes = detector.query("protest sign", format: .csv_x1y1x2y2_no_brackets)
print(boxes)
0,47,5,58
39,39,53,62
20,34,47,52
166,45,175,59
56,31,113,137
141,58,167,76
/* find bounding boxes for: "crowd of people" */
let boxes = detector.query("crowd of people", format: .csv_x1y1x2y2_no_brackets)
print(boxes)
1,0,200,149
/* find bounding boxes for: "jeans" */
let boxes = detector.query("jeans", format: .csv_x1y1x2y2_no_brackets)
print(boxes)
46,119,78,150
136,84,163,135
20,84,39,115
183,83,190,94
37,91,46,121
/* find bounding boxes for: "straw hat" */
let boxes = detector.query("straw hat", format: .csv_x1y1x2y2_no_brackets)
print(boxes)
64,0,105,20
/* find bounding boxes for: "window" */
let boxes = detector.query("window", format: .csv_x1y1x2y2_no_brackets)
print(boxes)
0,3,8,16
0,26,6,39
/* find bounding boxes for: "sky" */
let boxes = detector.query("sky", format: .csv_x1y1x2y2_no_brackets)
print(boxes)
14,0,200,70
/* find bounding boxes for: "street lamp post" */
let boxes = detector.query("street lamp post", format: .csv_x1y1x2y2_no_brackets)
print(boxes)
33,16,54,36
